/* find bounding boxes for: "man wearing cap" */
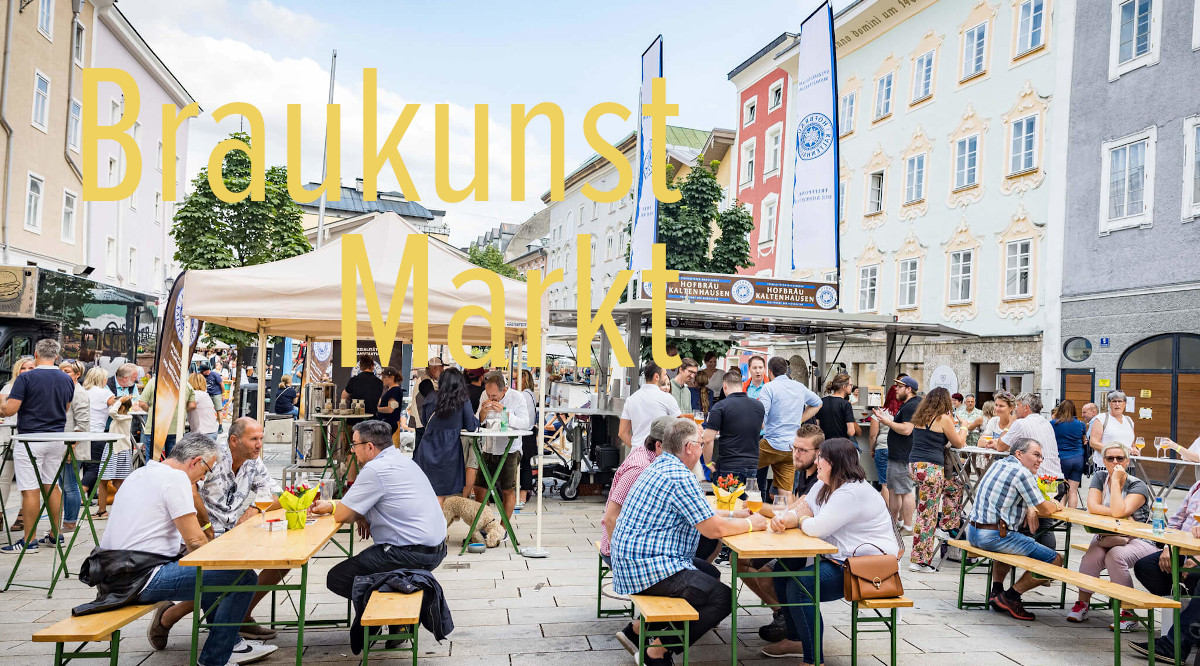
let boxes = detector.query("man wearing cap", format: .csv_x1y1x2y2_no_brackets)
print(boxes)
600,415,673,559
873,376,921,533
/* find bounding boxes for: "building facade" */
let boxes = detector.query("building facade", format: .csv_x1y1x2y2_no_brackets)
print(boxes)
469,222,520,254
1059,0,1200,442
299,178,448,246
747,0,1070,401
89,0,195,295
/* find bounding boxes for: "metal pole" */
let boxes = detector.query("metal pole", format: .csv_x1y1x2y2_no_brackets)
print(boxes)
814,332,827,392
257,324,268,423
523,330,550,558
314,49,337,249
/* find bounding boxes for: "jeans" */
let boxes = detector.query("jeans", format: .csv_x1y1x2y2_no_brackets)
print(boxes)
58,464,81,525
327,542,447,599
966,526,1058,563
873,448,888,485
772,559,845,664
637,558,729,654
142,433,177,462
1135,549,1200,657
135,561,255,666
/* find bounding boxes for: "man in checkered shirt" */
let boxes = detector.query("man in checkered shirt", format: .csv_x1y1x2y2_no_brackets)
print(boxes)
966,437,1063,622
610,419,768,666
599,416,675,559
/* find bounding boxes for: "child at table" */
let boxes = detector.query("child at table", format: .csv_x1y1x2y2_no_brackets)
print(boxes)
1067,442,1155,629
95,395,134,518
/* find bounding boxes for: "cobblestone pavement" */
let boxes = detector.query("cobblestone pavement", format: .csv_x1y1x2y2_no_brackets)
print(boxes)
0,441,1163,665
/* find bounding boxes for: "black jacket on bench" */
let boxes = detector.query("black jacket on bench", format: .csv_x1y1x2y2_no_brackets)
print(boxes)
72,547,184,616
349,569,453,654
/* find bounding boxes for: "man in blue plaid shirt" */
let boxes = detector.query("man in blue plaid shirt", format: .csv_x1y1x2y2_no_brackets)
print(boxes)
966,437,1063,621
610,419,769,666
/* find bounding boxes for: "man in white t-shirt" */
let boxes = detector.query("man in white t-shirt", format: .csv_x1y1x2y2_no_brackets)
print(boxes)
1001,393,1062,479
619,362,683,450
97,433,276,666
475,371,533,519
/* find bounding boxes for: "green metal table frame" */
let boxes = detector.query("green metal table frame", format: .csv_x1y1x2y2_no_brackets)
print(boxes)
314,416,364,497
954,521,1074,610
0,436,13,546
729,554,822,665
596,551,633,618
3,436,114,597
636,612,691,666
459,436,521,555
188,526,355,666
46,629,128,666
361,621,418,666
850,602,900,666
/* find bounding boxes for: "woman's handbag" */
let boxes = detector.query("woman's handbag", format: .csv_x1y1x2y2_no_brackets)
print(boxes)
843,544,904,601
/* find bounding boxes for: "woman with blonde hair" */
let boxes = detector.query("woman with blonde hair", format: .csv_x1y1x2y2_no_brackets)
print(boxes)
80,367,115,499
187,374,220,439
273,373,299,417
906,387,968,572
1067,442,1155,630
981,392,1017,449
57,360,90,537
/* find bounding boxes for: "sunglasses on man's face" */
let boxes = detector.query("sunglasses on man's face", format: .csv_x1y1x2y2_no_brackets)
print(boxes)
1105,456,1128,463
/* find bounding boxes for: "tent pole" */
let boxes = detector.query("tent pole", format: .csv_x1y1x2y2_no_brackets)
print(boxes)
257,324,268,422
523,331,550,558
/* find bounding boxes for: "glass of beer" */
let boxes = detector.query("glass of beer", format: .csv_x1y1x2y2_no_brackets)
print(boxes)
255,488,274,523
744,478,763,513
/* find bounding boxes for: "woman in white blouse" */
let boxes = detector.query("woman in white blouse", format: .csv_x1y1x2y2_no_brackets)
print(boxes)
760,438,900,662
1089,391,1135,468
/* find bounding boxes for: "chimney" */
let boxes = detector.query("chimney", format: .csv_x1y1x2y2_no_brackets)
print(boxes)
355,177,364,193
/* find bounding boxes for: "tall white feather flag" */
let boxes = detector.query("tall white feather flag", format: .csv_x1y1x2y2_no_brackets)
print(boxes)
629,35,663,280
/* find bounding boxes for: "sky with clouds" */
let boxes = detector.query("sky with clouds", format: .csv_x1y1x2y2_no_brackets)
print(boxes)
116,0,848,245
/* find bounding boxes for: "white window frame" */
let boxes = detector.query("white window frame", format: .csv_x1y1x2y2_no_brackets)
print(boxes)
768,80,784,111
105,237,117,277
68,98,81,152
152,257,161,289
1016,0,1046,56
128,247,137,286
1182,115,1200,221
61,188,77,244
25,172,45,233
858,264,879,312
73,20,86,66
759,194,778,245
38,0,54,40
897,258,919,309
591,200,599,220
1010,114,1038,175
32,70,51,133
764,122,783,179
157,141,163,171
911,50,935,103
1099,125,1156,234
904,154,926,204
740,138,757,189
949,249,974,304
955,135,980,190
154,192,163,225
873,72,894,121
839,91,856,137
867,170,885,214
962,22,988,80
1004,239,1032,299
1109,0,1162,80
1193,0,1200,51
743,96,758,127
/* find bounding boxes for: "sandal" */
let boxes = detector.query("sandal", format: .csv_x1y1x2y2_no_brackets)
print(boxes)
92,510,108,519
8,518,23,532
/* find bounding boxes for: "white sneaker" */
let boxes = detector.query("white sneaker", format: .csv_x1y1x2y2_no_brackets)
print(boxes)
934,528,955,541
908,562,938,573
1067,601,1089,622
229,639,277,664
1109,612,1139,632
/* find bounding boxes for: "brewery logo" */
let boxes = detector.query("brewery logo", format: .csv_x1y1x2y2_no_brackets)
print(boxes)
731,279,755,305
312,341,333,362
642,280,653,297
797,113,834,161
816,285,838,310
173,291,200,346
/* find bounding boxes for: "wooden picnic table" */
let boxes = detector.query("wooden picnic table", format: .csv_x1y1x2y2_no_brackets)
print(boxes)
179,509,344,666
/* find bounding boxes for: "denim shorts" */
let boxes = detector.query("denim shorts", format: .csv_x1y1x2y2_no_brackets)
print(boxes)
1060,455,1085,484
873,448,888,484
967,525,1058,563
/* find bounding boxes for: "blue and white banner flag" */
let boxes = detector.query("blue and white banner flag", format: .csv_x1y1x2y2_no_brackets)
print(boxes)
790,2,840,274
629,35,662,279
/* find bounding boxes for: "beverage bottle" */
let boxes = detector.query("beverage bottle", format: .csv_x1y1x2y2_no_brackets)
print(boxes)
500,407,509,430
1152,498,1167,536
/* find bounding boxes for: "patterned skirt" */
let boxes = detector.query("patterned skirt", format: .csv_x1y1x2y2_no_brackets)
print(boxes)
99,444,133,480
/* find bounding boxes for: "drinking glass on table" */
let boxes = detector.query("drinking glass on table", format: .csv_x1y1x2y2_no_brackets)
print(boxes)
1153,437,1167,458
254,488,274,523
770,495,788,531
1133,437,1146,457
744,478,763,513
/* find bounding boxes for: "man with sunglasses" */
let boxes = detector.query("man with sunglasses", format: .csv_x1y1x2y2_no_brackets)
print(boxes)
966,438,1063,621
78,432,276,666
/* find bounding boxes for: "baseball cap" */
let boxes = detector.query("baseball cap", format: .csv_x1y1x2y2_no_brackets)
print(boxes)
897,376,918,390
649,415,676,441
465,367,488,381
428,357,444,367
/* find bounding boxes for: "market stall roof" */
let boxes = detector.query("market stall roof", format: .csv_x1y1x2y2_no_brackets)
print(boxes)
180,212,529,345
547,299,974,344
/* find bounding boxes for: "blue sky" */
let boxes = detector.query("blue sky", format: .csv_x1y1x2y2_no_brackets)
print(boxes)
118,0,848,244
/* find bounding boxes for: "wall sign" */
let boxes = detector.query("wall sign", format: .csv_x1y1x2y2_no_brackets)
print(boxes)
1098,378,1111,388
928,365,959,395
642,272,839,310
1140,389,1151,398
1100,337,1111,348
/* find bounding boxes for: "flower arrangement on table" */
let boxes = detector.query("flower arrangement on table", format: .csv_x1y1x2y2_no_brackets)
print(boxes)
1036,475,1061,501
279,484,319,529
712,474,745,511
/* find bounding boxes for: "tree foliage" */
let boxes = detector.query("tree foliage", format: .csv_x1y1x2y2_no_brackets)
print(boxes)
466,244,523,281
169,132,310,347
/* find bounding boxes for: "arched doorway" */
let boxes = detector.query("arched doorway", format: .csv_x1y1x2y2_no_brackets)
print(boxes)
1117,333,1200,444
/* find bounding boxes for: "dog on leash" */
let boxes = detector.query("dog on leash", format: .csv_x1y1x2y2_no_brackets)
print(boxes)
441,495,504,548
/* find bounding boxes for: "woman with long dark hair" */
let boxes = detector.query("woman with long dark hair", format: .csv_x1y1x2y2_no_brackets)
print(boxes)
760,438,899,661
906,387,967,573
415,367,479,500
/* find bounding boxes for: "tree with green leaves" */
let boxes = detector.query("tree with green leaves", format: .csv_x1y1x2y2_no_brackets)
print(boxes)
169,132,310,347
466,244,523,281
633,158,755,361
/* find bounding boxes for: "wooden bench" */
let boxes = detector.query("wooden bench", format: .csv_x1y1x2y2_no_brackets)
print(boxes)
949,539,1178,666
594,540,633,619
849,596,913,666
360,591,422,666
33,604,158,666
628,595,699,666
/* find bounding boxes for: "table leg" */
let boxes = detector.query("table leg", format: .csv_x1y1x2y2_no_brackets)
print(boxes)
813,557,821,666
190,566,202,666
730,551,739,666
3,440,73,596
1171,545,1182,666
460,440,520,555
0,441,12,547
296,564,308,666
55,446,114,584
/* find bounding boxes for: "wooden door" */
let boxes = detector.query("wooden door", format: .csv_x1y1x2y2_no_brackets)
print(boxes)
1179,374,1200,445
1117,373,1173,486
1061,369,1094,406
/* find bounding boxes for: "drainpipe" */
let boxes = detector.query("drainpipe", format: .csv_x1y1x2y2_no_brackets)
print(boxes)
0,0,17,264
63,0,84,182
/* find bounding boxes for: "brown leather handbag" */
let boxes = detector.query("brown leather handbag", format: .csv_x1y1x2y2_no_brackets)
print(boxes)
843,544,904,601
